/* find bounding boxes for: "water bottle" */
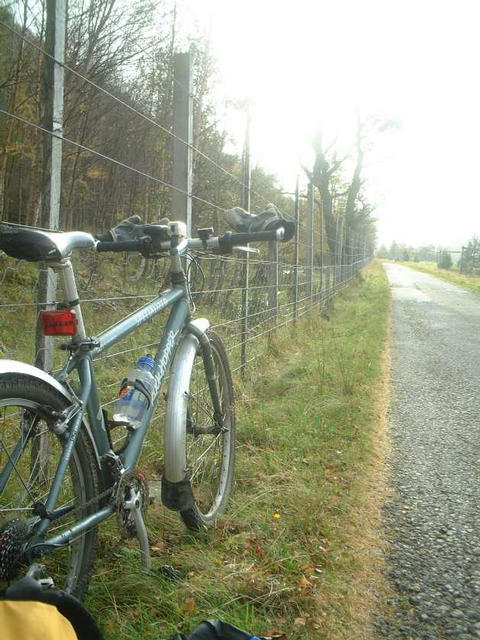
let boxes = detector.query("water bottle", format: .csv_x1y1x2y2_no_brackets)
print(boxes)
112,354,155,429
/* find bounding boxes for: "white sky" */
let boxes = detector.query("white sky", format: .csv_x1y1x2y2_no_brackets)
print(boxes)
175,0,480,248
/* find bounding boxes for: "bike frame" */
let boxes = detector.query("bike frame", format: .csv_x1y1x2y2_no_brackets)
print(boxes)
26,256,195,555
0,221,286,563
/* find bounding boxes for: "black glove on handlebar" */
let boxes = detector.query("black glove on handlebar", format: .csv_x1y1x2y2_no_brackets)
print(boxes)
226,204,295,242
96,216,143,242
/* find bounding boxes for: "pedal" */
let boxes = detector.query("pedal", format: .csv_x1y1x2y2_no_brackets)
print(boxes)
115,471,151,571
27,563,55,589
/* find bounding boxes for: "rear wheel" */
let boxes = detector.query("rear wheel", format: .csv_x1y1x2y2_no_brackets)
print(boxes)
180,331,235,530
0,374,100,599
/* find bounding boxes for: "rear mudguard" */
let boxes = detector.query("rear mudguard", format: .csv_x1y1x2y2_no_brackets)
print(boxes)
0,359,100,470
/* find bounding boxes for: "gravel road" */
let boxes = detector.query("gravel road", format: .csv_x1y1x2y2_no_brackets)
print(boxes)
376,264,480,640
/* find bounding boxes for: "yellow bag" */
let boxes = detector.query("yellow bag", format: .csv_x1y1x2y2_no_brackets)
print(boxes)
2,600,77,640
0,577,103,640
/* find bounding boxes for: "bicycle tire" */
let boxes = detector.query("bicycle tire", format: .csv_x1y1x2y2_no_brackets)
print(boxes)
178,330,236,530
0,373,100,600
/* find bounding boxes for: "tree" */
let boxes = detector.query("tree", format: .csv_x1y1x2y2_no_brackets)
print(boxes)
305,133,345,262
376,244,389,258
459,237,480,274
437,250,452,269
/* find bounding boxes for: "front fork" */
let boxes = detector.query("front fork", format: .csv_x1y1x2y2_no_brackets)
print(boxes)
188,323,223,429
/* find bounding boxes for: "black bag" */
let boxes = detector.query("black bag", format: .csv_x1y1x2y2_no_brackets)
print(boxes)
170,619,262,640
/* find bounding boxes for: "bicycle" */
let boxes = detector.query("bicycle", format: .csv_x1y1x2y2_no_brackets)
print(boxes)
0,208,295,599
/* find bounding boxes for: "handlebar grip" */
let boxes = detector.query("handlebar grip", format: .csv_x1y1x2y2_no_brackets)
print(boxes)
96,231,113,242
234,229,283,243
96,240,144,253
218,229,283,253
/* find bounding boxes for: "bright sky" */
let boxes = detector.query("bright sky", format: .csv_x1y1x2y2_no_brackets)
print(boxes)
176,0,480,248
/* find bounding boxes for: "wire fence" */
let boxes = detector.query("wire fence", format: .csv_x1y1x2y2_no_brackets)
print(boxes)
0,246,369,394
0,3,372,419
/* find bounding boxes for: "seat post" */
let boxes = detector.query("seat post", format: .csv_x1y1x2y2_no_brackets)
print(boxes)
56,259,87,339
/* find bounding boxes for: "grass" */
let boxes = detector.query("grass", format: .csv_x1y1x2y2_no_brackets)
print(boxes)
396,260,480,295
82,261,392,640
0,254,392,638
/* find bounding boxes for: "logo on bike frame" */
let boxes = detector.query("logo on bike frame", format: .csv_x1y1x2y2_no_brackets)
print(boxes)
152,329,179,396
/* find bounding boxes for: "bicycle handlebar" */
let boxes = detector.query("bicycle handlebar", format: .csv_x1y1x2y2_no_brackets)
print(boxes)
216,228,283,252
96,239,149,253
95,228,284,256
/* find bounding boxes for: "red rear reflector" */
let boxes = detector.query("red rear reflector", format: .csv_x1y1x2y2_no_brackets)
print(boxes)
40,310,78,336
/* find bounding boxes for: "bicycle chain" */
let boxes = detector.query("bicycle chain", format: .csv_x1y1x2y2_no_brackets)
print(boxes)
66,484,116,520
46,479,147,575
0,484,117,581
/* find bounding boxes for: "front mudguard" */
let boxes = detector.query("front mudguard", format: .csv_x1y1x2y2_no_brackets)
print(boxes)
161,319,209,511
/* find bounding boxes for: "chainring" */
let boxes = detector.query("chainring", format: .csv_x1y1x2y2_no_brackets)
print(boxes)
115,471,149,538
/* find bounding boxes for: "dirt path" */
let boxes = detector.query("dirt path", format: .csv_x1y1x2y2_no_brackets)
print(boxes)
376,264,480,640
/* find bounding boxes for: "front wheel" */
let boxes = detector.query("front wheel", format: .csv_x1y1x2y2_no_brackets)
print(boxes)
181,331,235,530
165,329,235,531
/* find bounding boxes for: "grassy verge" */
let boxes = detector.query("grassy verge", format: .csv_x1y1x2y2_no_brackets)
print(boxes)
87,261,392,640
396,261,480,294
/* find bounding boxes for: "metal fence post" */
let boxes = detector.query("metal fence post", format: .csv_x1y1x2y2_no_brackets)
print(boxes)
172,52,193,235
338,218,344,287
240,108,251,376
35,0,65,371
350,236,354,280
293,176,300,322
306,181,314,305
319,196,324,309
268,241,279,325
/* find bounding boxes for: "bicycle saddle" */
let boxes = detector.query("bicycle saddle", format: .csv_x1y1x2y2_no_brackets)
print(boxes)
0,227,95,262
226,204,295,242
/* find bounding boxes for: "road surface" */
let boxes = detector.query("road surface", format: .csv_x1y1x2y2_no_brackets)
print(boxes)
377,264,480,640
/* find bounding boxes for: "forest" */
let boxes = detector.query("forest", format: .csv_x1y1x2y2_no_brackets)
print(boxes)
0,0,377,266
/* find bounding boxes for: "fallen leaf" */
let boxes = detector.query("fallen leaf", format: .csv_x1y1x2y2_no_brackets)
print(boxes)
246,535,267,558
105,621,116,634
264,631,286,640
301,564,315,576
151,545,164,555
184,598,196,614
298,576,312,589
294,617,306,627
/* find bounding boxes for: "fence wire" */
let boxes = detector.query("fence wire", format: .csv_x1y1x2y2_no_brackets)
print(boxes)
0,245,370,403
0,4,372,433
